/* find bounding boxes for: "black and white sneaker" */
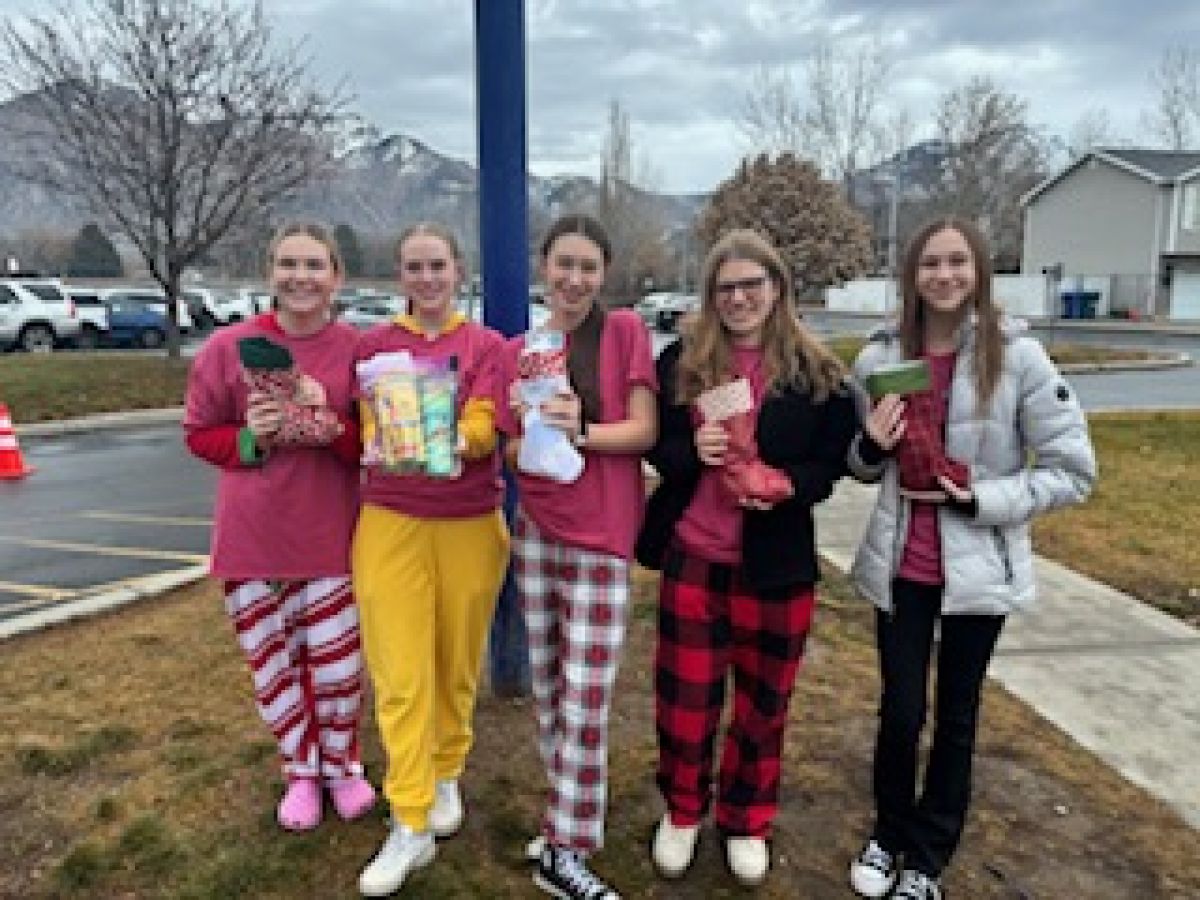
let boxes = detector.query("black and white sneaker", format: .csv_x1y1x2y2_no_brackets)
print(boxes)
533,844,621,900
891,868,942,900
849,838,897,898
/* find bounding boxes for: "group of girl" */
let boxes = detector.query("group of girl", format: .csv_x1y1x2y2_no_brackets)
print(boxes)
184,213,1095,900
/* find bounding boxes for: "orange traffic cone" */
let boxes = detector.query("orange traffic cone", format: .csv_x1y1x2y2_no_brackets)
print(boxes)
0,402,35,480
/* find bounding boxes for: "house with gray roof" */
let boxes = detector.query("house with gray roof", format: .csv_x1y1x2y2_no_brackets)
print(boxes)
1021,147,1200,321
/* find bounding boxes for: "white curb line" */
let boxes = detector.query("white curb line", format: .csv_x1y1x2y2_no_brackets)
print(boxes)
0,565,209,641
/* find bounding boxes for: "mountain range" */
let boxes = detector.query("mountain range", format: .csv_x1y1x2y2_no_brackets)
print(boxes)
0,99,707,249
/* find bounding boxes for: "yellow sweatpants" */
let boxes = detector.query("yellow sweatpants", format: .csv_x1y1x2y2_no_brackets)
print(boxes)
352,503,509,831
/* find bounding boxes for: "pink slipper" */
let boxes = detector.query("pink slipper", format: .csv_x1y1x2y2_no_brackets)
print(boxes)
277,777,322,832
328,775,376,821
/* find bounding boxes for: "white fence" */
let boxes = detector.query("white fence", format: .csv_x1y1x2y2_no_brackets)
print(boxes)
826,275,1052,317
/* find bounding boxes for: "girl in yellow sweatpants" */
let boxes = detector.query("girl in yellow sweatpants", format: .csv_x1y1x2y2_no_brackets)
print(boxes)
352,224,509,898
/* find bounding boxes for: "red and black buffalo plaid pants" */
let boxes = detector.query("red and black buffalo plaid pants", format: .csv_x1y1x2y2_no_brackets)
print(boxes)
655,543,815,838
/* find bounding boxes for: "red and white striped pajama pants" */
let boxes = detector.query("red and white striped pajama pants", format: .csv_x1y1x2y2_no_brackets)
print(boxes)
224,577,365,780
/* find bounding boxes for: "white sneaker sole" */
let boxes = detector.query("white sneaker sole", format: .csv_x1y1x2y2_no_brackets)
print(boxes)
430,815,462,839
849,867,896,898
532,870,620,900
358,843,436,897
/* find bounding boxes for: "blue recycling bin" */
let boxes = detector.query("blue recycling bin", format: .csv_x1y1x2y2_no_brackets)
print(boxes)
1061,290,1100,319
1078,291,1099,319
1060,291,1081,319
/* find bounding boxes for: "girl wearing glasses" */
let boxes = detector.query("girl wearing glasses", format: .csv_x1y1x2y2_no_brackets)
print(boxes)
636,229,857,886
496,213,657,900
846,217,1095,900
353,224,510,897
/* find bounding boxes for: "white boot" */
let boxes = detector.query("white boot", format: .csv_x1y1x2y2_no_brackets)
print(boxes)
428,779,463,837
651,814,700,878
358,822,435,897
726,836,769,886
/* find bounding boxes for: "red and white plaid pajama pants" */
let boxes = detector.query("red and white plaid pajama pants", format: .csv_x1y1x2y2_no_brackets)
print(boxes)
224,577,365,780
512,509,629,854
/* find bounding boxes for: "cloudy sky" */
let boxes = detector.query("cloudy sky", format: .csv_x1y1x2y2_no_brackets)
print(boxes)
7,1,1199,193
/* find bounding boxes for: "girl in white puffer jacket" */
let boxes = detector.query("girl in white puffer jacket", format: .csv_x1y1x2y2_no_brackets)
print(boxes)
845,217,1096,900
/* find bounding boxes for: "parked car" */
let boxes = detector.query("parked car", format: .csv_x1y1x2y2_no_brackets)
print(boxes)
338,292,407,329
458,294,552,330
182,288,222,330
103,296,171,349
98,287,194,334
232,286,272,318
0,279,81,351
636,291,699,332
67,288,110,349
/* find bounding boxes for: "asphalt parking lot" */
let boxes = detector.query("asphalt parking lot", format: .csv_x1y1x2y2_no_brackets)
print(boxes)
0,424,213,623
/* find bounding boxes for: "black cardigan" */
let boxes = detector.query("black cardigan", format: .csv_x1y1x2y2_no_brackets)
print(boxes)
635,340,858,593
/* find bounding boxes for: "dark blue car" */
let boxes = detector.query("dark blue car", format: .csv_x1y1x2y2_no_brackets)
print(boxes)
104,298,169,349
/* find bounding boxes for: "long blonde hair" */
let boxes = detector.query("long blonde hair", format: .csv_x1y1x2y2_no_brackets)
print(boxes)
676,229,845,404
266,221,344,275
899,216,1002,411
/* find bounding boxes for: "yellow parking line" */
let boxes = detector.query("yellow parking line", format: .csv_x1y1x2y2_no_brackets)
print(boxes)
0,581,78,601
0,537,208,564
79,512,211,527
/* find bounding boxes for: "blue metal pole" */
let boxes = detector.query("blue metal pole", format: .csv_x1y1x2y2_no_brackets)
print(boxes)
475,0,531,697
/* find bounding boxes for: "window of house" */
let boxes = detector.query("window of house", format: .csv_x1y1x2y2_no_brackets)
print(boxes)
1184,184,1200,231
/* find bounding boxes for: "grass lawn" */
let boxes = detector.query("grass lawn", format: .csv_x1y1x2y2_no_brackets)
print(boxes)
1,353,191,424
1033,410,1200,624
0,339,1167,425
825,336,1157,368
1,568,1198,899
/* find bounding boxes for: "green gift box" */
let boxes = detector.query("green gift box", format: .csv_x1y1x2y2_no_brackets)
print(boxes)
865,359,931,399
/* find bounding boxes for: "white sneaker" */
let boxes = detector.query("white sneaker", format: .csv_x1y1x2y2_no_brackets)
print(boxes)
849,838,898,898
651,814,700,878
525,834,547,862
358,822,435,897
428,779,463,837
726,836,769,886
891,869,942,900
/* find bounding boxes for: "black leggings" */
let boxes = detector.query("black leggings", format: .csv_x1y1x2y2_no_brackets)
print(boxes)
872,578,1005,877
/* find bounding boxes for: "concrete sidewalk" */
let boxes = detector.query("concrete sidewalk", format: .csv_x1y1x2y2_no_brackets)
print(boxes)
816,479,1200,830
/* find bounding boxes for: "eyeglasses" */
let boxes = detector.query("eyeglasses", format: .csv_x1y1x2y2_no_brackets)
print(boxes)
715,275,768,299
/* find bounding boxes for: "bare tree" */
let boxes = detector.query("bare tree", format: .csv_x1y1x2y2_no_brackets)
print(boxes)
736,38,893,198
735,66,806,156
593,98,673,301
926,76,1049,271
1068,107,1120,159
1142,46,1200,151
0,0,348,355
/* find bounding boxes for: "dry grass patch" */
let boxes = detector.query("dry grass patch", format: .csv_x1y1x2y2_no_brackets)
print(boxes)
0,353,190,423
1,571,1197,898
1033,410,1200,624
825,336,1162,369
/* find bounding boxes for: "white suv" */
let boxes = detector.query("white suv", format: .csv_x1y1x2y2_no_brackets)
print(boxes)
0,279,81,351
67,287,110,349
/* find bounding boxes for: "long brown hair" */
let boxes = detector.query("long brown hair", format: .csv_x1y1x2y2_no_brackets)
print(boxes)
899,216,1002,411
676,229,845,404
540,214,612,423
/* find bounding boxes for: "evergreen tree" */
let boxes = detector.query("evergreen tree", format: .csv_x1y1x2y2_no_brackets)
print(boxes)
334,223,365,277
696,153,872,298
67,222,124,278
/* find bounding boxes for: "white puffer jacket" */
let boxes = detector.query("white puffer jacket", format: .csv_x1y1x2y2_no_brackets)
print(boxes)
848,317,1097,616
